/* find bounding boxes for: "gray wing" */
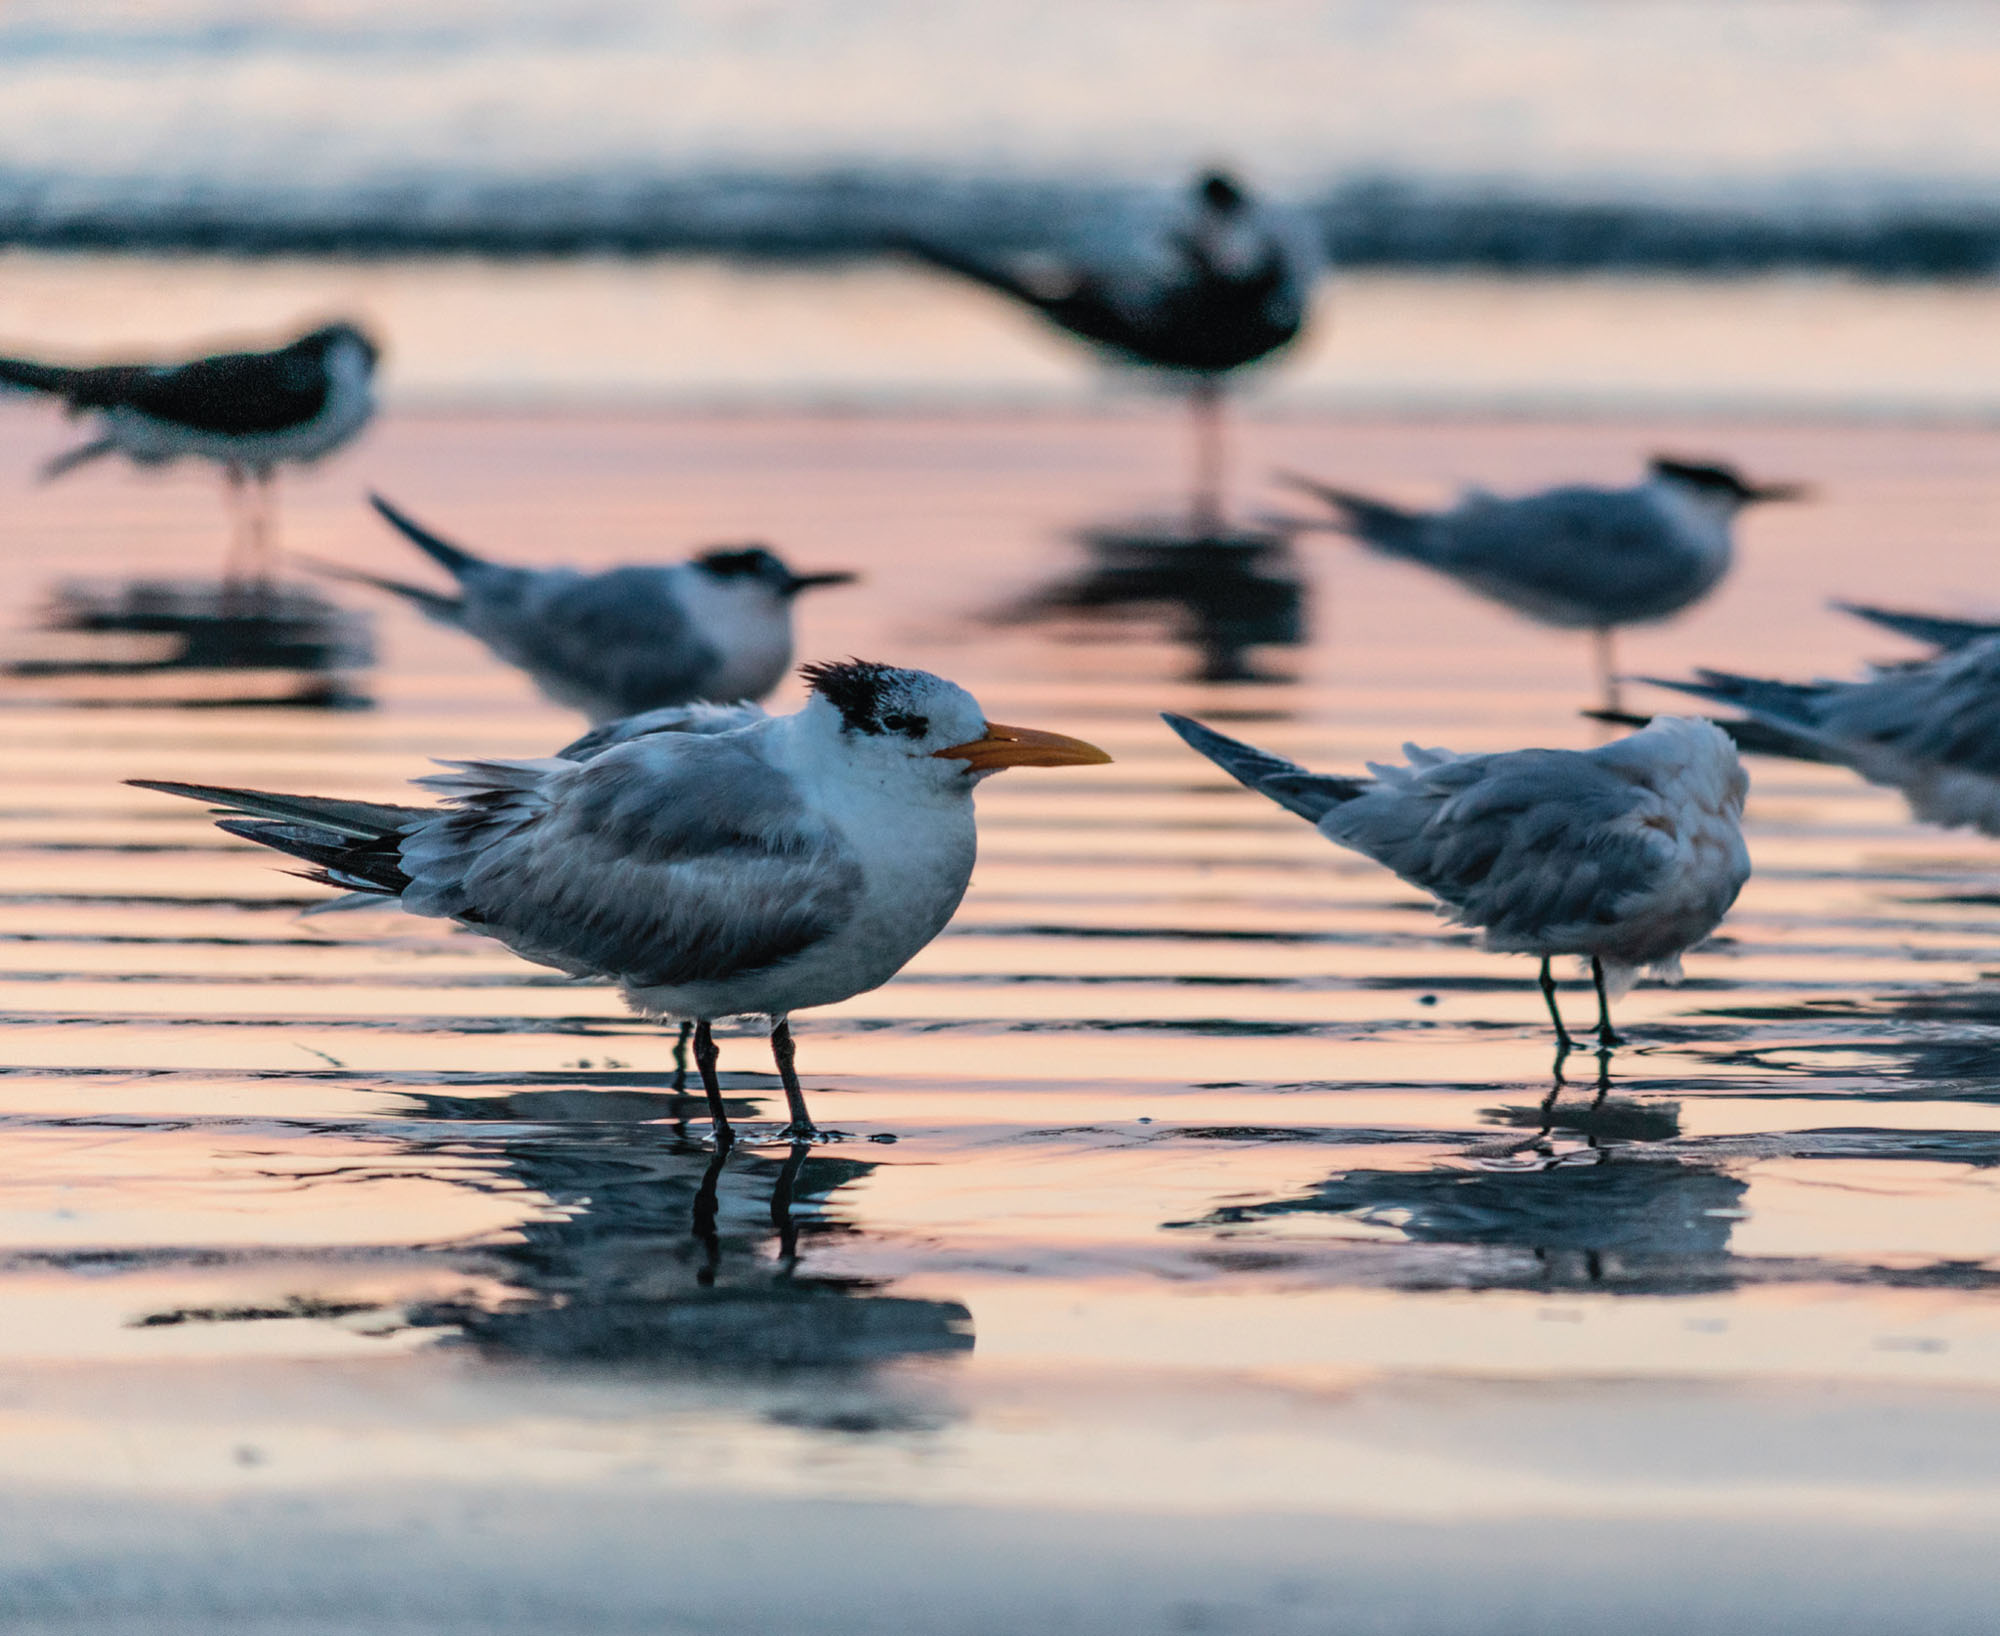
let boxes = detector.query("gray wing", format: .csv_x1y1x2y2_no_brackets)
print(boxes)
457,566,722,719
557,701,769,763
1437,488,1716,625
398,734,862,989
1321,747,1674,942
1812,638,2000,779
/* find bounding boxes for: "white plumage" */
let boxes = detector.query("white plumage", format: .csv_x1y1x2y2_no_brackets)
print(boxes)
133,662,1110,1144
1163,712,1751,1048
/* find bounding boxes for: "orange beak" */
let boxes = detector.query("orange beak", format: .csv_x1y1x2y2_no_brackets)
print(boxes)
933,721,1113,772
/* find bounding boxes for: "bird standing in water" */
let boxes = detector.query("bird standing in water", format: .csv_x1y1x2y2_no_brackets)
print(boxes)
900,170,1316,528
316,493,856,723
1163,712,1750,1051
1282,456,1807,712
0,320,378,587
133,661,1111,1145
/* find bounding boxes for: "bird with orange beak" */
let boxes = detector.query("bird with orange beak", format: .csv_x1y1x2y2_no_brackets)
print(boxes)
130,661,1110,1144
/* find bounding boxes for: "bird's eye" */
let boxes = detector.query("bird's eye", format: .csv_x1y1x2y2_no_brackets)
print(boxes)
880,713,930,739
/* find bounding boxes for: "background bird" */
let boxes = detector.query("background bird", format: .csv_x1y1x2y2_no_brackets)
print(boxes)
133,660,1110,1144
899,169,1317,528
0,319,378,586
1281,456,1808,711
317,493,857,723
1163,712,1750,1050
1640,635,2000,836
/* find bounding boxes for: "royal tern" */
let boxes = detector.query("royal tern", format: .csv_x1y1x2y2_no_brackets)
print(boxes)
0,321,378,586
1282,457,1807,711
133,660,1110,1143
1643,636,2000,835
318,493,856,724
900,170,1316,524
1163,713,1749,1049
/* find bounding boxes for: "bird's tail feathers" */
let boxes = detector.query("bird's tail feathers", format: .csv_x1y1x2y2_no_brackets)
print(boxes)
129,778,427,839
1161,713,1365,822
1583,707,1834,764
1639,669,1827,727
1274,472,1432,558
39,436,116,482
368,493,489,580
296,554,463,620
1835,601,1999,653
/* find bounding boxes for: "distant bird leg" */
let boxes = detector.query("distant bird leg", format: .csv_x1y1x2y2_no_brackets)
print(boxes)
1590,1048,1614,1111
1189,376,1227,532
691,1019,734,1149
768,1016,819,1140
1590,957,1623,1048
1538,956,1574,1053
249,466,277,589
222,463,252,589
1593,627,1622,714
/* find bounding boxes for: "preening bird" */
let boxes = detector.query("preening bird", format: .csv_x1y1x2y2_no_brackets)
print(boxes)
1641,635,2000,837
1163,713,1750,1049
900,169,1316,525
133,660,1111,1143
318,493,856,723
0,320,378,585
1281,457,1808,711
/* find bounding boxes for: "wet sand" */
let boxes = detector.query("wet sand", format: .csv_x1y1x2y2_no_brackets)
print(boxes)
3,404,2000,1630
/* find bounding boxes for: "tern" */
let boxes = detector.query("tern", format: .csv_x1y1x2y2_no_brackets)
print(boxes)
1164,713,1749,1050
318,493,856,723
132,660,1111,1144
900,169,1316,526
1836,601,2000,654
1281,457,1808,711
1641,636,2000,836
0,320,378,586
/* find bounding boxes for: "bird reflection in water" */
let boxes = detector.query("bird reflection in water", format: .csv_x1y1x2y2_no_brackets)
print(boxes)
4,577,373,707
1178,1052,1747,1292
403,1089,974,1386
997,520,1305,682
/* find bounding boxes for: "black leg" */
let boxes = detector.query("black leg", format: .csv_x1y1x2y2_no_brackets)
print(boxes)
1591,957,1623,1048
1189,377,1225,532
771,1140,809,1267
768,1017,819,1140
251,468,277,591
691,1142,727,1286
1593,627,1620,714
1538,956,1574,1053
671,1019,692,1093
692,1019,733,1148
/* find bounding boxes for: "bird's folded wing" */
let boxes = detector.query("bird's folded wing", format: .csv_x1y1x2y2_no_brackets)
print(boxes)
400,735,863,989
87,349,329,435
1322,750,1673,941
1816,643,2000,778
472,568,719,709
556,701,768,763
1444,491,1693,597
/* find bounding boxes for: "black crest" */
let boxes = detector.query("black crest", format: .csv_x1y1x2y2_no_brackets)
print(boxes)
1650,456,1753,497
694,545,784,580
800,659,929,738
1198,170,1247,213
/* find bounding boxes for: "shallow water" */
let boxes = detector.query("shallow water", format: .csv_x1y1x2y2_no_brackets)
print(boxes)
4,403,2000,1630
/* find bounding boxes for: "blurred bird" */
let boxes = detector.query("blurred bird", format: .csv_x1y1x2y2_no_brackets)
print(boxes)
1641,636,2000,836
316,493,856,724
0,320,378,586
1163,713,1749,1049
899,169,1316,526
1281,457,1808,711
133,660,1111,1143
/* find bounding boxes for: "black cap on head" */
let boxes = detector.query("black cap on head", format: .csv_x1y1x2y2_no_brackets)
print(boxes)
296,320,380,366
696,545,856,597
1650,455,1809,505
1197,170,1247,213
800,658,931,738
